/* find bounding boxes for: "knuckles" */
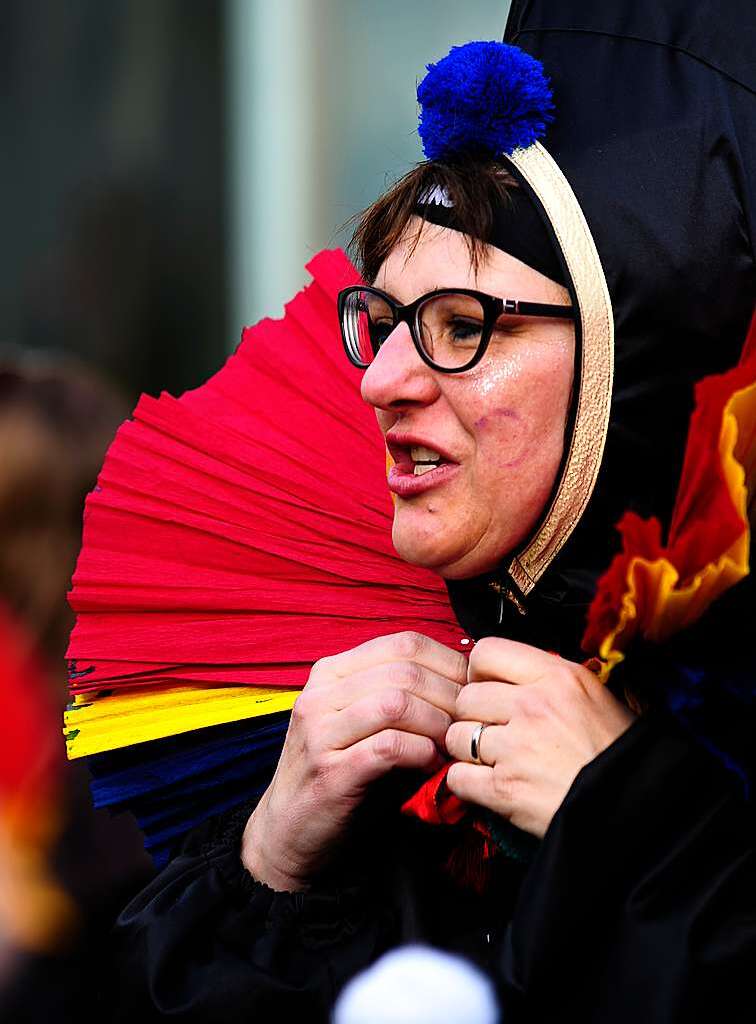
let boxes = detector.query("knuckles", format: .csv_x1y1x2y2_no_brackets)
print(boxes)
308,655,335,682
454,680,509,722
451,675,575,732
550,661,584,693
389,630,428,662
371,729,407,764
307,750,337,793
385,658,425,694
290,688,322,727
376,687,412,724
372,730,436,767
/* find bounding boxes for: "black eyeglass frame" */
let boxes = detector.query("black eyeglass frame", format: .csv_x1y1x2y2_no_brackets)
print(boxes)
338,285,575,374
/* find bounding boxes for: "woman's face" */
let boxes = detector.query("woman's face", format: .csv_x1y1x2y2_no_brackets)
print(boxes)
362,217,575,580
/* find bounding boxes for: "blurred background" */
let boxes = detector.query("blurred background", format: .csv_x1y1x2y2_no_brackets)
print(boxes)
3,0,510,399
1,1,508,1019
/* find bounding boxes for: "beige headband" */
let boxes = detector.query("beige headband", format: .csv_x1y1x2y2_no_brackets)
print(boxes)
504,141,614,602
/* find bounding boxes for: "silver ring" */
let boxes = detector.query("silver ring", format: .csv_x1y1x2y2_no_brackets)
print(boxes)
470,722,490,764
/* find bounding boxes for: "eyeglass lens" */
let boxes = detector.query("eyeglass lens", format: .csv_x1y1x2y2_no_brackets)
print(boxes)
342,289,488,370
342,290,394,366
416,292,486,369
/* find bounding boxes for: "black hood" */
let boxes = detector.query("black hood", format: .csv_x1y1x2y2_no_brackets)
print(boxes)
448,0,756,654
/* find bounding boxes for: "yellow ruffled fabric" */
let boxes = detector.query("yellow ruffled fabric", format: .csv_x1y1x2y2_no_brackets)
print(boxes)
596,378,756,680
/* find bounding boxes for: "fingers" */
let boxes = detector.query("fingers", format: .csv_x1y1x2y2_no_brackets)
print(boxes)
455,680,517,724
445,762,502,815
314,631,468,688
329,688,452,750
347,730,444,786
332,661,462,717
468,636,564,685
445,720,507,765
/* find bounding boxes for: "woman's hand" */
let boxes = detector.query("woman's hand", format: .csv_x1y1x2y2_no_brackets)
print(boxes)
242,632,467,891
445,637,636,838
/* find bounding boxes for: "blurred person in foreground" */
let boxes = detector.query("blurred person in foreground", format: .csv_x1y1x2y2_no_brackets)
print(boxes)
109,3,756,1022
0,353,149,1021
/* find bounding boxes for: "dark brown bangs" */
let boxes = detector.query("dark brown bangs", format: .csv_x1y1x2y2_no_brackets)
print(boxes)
349,160,518,283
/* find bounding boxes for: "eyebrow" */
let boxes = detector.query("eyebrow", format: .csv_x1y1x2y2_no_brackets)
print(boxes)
373,282,445,303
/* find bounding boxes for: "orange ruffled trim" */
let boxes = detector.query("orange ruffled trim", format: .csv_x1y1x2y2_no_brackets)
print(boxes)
583,313,756,679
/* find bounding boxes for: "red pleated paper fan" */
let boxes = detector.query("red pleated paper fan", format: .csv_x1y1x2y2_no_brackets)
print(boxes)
66,249,467,761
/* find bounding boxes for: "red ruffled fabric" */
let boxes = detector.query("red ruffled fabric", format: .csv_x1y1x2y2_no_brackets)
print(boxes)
583,311,756,673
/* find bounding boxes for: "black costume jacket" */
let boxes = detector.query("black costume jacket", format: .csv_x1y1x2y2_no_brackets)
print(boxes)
109,569,756,1023
110,2,756,1020
111,657,756,1023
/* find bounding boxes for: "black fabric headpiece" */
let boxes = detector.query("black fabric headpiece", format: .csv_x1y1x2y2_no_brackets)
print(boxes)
447,0,756,654
415,184,566,286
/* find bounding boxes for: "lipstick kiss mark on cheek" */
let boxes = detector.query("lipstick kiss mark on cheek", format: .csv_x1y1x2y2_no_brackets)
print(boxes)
473,407,528,469
474,407,519,431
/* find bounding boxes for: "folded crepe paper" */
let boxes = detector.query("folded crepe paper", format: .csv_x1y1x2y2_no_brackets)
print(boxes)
65,248,467,860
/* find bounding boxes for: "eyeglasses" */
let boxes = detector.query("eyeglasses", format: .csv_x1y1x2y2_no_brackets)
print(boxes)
338,285,575,374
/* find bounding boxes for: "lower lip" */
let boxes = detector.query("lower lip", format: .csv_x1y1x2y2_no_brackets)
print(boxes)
387,462,460,498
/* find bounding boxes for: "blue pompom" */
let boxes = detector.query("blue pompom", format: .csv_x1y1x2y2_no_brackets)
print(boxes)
417,41,553,161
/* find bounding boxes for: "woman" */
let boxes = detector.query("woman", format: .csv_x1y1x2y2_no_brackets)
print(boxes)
112,11,756,1024
243,160,633,891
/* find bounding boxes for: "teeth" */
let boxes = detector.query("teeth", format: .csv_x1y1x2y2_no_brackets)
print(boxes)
410,445,441,463
413,463,437,476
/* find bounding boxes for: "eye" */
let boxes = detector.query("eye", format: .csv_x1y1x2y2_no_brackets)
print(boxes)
370,319,395,345
448,317,483,344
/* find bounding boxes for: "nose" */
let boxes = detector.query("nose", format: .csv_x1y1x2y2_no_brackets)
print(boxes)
360,322,441,411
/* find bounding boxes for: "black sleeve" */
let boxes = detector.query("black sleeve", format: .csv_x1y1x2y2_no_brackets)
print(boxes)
110,803,394,1023
496,712,756,1023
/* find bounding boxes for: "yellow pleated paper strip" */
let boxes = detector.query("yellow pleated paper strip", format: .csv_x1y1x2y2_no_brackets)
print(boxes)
64,684,299,758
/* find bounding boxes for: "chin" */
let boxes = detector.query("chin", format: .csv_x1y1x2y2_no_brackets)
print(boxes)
391,510,528,581
391,516,454,573
392,528,444,571
391,520,495,580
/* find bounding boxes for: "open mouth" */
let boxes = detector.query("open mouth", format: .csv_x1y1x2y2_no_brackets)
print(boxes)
409,444,444,476
386,439,454,474
384,436,460,496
